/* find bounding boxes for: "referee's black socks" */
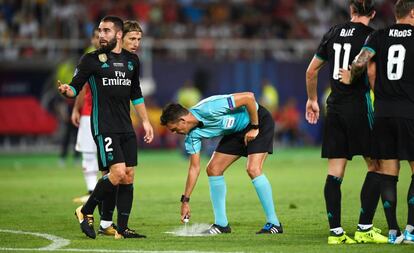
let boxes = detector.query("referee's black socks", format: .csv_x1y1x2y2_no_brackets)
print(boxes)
358,172,382,227
117,184,134,233
380,174,400,233
324,175,342,230
82,175,117,215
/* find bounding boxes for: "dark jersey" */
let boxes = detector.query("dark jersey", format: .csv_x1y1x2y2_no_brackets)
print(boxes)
316,22,374,114
69,49,143,136
364,24,414,119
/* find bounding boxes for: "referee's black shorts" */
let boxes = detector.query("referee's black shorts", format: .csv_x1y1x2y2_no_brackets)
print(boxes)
94,132,138,171
215,105,274,157
371,117,414,160
321,113,372,160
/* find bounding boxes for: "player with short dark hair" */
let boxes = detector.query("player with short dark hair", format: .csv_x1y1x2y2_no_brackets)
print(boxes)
160,92,282,235
58,15,153,239
341,0,414,244
305,0,388,244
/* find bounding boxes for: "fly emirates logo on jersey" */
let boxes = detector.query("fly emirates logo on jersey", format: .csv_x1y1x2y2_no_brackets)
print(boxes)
102,71,131,86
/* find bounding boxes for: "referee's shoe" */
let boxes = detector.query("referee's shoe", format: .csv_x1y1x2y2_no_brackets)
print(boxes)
203,224,231,235
74,205,96,239
257,222,283,234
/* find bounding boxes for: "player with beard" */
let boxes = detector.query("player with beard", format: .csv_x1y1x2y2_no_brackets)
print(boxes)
58,16,153,239
70,20,146,237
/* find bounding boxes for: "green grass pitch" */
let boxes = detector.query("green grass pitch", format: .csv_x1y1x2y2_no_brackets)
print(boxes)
0,147,412,252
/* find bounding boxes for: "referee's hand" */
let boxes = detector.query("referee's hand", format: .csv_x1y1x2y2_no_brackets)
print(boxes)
305,99,320,124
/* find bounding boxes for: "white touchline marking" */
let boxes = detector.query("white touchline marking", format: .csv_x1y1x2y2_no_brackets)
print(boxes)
0,229,70,250
0,229,243,253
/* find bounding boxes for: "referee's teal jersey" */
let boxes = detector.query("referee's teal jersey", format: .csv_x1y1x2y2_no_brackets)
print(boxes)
185,95,258,154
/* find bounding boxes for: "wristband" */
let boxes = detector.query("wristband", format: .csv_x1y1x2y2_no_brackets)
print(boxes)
180,195,190,203
250,124,259,130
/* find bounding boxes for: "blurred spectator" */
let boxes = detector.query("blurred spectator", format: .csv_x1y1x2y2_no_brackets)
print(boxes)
275,97,301,146
176,80,202,108
55,53,79,166
0,0,397,60
259,79,279,115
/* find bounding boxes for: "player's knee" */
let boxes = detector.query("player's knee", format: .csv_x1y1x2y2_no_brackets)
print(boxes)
367,162,379,172
109,165,127,184
122,168,135,184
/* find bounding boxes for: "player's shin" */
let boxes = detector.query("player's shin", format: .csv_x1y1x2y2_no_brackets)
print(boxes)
82,174,117,215
324,175,342,233
358,172,381,229
116,184,134,233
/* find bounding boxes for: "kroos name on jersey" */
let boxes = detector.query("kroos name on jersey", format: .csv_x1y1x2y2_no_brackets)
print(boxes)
389,29,412,37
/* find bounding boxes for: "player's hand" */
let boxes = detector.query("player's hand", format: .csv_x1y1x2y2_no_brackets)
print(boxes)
305,99,320,124
71,109,81,127
142,121,154,144
57,80,75,98
244,129,259,146
180,202,191,223
339,66,351,85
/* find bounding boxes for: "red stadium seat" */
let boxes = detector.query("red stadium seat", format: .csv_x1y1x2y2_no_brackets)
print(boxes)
0,97,57,135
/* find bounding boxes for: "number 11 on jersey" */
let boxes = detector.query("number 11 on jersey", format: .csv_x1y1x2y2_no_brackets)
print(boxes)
333,43,352,80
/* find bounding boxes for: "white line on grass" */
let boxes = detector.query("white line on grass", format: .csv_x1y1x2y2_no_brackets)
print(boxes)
0,229,70,250
0,229,243,253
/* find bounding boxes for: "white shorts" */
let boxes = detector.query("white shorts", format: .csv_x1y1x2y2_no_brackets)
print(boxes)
75,116,97,153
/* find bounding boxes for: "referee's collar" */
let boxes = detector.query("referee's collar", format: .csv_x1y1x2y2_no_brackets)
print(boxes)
197,121,204,128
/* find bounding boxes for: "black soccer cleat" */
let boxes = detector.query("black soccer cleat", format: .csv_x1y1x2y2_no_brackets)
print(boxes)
74,205,96,239
256,222,283,234
203,224,232,235
115,228,146,239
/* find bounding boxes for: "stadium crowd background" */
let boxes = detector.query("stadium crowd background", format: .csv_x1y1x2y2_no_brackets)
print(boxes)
0,0,396,59
0,0,396,155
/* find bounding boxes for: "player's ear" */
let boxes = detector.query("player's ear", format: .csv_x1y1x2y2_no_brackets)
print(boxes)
370,10,376,19
117,30,123,40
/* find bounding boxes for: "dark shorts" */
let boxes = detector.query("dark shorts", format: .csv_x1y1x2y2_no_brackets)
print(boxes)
215,105,274,157
94,132,138,171
322,113,372,160
371,117,414,160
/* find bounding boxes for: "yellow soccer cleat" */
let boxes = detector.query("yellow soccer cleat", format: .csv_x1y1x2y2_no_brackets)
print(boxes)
114,228,146,239
355,228,388,243
74,205,96,239
72,194,90,204
98,223,117,236
328,232,357,244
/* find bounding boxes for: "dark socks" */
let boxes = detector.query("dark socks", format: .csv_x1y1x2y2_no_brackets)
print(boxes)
101,186,117,222
358,172,382,226
81,175,116,215
380,174,400,232
117,184,134,233
324,175,343,229
407,175,414,227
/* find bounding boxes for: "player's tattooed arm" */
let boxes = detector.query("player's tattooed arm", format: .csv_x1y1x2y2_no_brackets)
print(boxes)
349,48,375,84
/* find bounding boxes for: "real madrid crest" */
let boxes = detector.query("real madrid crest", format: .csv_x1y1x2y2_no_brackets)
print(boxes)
98,53,107,63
